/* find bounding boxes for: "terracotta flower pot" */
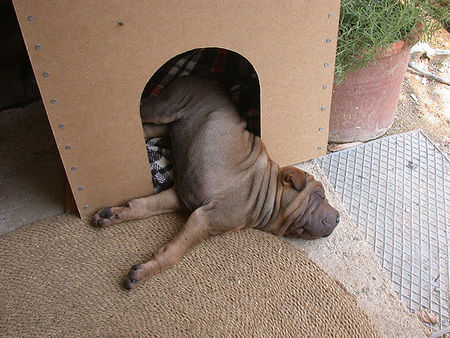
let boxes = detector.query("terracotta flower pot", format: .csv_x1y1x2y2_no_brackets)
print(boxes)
329,40,413,143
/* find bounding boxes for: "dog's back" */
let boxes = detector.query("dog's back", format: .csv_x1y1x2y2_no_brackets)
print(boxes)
166,76,269,215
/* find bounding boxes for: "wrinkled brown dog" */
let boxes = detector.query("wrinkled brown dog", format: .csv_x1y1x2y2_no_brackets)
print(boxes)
93,76,340,289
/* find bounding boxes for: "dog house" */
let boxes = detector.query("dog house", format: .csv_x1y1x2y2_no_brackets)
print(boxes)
13,0,340,217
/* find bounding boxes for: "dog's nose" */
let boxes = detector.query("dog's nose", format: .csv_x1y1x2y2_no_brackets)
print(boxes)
336,213,340,225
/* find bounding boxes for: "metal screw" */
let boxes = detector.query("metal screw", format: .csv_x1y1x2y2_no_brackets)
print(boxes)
51,98,58,104
328,13,333,19
27,15,34,21
58,124,64,129
78,186,84,191
317,146,323,151
71,166,77,171
324,62,329,68
322,84,328,90
43,71,50,77
83,205,89,210
321,106,327,111
326,39,332,44
35,44,42,50
118,21,124,26
65,145,71,150
319,127,324,132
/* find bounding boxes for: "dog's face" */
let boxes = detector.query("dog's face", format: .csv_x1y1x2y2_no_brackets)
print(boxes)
277,167,340,239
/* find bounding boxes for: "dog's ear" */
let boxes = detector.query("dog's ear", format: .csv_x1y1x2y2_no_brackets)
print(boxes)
281,167,307,191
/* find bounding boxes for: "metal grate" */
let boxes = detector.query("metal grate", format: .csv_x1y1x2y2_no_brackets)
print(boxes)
316,130,449,332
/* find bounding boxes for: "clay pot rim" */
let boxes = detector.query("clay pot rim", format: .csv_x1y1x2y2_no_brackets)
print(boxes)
375,22,423,59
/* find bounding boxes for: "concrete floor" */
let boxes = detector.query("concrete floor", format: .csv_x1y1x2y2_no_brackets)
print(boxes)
0,101,65,235
0,100,425,337
292,161,425,337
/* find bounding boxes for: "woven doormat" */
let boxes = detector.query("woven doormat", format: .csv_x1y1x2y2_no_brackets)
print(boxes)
0,214,379,336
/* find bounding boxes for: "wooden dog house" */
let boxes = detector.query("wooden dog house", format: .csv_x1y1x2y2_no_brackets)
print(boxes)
13,0,340,217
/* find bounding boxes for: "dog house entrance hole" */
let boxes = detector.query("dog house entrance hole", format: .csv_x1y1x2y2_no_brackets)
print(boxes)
140,48,261,192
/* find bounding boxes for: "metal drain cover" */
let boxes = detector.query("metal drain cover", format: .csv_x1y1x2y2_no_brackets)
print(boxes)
316,130,449,332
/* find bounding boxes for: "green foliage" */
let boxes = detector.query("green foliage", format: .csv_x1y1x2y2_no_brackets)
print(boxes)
335,0,449,84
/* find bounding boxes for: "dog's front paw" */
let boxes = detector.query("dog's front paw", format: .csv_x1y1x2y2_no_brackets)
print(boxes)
92,206,124,227
125,262,159,289
125,263,145,289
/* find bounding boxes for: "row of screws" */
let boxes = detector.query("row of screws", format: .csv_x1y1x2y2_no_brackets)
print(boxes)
317,13,334,152
29,14,88,210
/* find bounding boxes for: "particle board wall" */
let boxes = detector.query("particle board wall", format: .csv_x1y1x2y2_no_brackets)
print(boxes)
13,0,340,217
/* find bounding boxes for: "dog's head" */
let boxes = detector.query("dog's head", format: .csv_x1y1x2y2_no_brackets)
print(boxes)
276,166,339,239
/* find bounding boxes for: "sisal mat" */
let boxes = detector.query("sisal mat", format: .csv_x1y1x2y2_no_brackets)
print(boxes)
0,213,379,336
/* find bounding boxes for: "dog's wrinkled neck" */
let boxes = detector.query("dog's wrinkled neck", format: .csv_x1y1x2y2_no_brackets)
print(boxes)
251,160,282,230
255,174,323,236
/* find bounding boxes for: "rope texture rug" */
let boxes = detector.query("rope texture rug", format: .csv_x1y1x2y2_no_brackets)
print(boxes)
0,213,380,336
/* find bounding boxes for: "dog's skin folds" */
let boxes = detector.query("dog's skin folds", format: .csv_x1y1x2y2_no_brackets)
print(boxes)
92,76,340,289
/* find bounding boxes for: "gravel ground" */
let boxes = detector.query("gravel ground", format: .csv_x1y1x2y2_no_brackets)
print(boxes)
383,29,449,157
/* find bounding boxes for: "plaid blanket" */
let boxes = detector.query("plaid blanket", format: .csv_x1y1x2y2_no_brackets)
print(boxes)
144,48,260,192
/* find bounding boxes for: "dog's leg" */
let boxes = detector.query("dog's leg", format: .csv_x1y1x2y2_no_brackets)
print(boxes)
140,89,178,125
125,207,211,289
142,123,169,138
92,187,181,227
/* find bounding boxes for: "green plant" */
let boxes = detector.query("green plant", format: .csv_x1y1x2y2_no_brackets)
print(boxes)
334,0,449,84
